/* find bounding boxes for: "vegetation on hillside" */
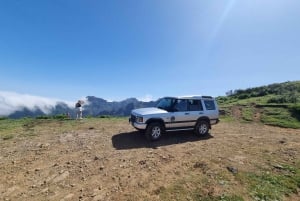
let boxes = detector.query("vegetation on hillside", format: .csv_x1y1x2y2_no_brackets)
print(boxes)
217,81,300,128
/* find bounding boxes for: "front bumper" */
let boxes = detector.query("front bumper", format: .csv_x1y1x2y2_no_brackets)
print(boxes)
129,117,147,130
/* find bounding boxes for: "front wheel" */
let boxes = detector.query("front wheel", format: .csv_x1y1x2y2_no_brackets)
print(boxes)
145,123,163,141
195,121,209,136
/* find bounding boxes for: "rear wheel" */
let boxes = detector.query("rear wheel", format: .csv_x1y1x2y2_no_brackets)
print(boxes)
195,121,209,136
145,122,163,141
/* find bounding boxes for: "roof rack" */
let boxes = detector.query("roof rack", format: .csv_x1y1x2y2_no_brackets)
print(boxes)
201,96,213,99
176,95,214,99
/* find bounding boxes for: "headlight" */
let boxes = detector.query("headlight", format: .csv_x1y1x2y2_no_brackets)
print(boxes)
136,116,143,123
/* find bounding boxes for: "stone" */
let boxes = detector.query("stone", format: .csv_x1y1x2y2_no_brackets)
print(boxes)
227,166,238,174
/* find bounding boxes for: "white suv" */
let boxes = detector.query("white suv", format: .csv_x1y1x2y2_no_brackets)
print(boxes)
129,96,219,141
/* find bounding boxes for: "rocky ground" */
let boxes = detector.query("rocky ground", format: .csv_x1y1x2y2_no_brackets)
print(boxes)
0,118,300,201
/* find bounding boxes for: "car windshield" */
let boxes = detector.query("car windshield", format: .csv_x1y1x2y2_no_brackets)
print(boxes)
157,98,176,112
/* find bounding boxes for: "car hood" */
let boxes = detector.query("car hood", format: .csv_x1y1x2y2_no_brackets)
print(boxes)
132,107,167,115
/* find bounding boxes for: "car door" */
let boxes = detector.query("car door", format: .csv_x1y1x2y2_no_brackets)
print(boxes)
187,99,204,126
168,99,194,129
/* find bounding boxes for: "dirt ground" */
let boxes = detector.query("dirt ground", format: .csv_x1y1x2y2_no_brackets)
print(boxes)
0,119,300,201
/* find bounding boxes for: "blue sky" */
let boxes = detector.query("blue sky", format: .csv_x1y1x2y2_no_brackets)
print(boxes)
0,0,299,102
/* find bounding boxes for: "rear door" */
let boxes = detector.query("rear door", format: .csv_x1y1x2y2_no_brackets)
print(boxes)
187,99,204,125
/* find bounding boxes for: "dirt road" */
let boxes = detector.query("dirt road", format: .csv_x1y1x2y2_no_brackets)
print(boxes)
1,119,300,201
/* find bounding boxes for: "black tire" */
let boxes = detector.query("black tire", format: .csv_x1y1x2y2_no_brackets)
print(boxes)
145,122,163,141
195,121,209,136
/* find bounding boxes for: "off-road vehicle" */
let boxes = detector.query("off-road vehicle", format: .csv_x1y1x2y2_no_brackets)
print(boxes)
129,96,219,141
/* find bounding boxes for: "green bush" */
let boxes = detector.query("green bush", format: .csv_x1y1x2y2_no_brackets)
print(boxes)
36,115,51,119
289,104,300,120
53,114,68,120
267,94,298,104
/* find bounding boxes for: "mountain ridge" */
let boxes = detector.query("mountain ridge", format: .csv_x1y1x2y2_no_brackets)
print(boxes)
2,80,300,120
6,96,159,118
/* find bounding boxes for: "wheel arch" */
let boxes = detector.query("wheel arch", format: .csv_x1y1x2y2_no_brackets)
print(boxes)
145,118,165,130
196,116,211,129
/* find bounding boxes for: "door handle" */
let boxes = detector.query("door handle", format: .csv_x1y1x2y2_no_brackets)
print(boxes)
185,113,189,115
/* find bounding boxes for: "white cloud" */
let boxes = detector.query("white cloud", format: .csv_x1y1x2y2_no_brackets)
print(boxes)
0,91,74,116
137,94,154,102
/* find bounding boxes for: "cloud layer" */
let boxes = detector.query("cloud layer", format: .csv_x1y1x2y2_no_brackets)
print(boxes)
0,91,74,116
137,94,154,102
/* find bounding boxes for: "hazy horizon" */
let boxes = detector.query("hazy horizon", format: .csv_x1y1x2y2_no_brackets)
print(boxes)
1,1,299,102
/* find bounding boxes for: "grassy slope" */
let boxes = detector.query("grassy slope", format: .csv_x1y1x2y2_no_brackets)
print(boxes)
217,81,300,129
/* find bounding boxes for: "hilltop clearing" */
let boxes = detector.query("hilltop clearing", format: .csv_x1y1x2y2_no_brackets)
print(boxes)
0,118,300,201
218,81,300,128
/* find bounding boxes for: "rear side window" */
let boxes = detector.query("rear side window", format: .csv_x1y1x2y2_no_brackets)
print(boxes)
204,100,216,110
188,100,203,111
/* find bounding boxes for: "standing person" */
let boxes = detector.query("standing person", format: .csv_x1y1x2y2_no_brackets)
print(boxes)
75,100,84,119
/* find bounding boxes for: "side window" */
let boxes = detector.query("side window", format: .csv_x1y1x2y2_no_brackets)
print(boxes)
204,100,216,110
174,99,188,112
188,100,203,111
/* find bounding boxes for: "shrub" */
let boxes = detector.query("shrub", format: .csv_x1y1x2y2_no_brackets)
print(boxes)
53,114,68,120
36,115,51,119
289,104,300,120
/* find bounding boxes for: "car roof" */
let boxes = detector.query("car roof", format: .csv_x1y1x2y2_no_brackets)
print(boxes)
163,96,214,100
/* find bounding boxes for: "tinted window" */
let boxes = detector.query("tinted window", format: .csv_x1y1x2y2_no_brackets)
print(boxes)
188,100,203,111
204,100,216,110
157,98,175,111
174,99,188,112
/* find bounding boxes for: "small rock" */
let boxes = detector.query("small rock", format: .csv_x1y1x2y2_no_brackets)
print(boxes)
53,171,70,183
279,139,287,144
194,162,207,169
139,160,146,165
63,194,74,199
41,188,49,193
273,164,284,169
227,166,238,174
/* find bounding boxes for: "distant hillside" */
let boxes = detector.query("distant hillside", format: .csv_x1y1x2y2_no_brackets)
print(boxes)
7,96,158,119
218,81,300,128
83,96,158,117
